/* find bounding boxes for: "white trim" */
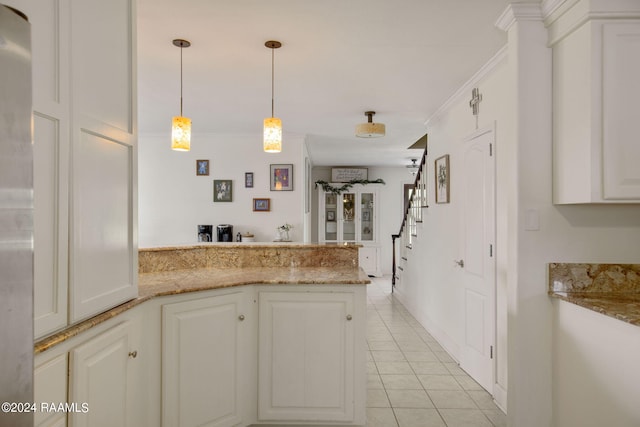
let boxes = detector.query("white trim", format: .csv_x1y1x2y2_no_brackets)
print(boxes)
425,47,507,128
495,3,544,32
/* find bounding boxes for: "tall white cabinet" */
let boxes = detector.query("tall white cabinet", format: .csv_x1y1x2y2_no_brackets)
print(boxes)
318,184,382,276
7,0,138,337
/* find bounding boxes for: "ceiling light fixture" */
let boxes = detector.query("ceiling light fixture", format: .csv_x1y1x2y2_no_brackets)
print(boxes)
171,38,191,151
407,158,419,175
355,111,385,138
264,40,282,153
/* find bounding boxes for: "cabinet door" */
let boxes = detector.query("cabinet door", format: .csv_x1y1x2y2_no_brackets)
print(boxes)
162,292,246,427
69,321,137,427
34,354,68,427
258,291,355,422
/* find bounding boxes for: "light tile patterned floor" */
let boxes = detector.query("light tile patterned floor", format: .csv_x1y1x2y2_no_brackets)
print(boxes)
366,277,506,427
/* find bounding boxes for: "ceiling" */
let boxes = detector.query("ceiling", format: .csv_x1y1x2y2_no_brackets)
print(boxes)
137,0,511,167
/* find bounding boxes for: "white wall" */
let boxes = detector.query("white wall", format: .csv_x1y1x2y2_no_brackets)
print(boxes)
393,6,640,426
138,133,306,246
552,300,640,427
311,166,412,275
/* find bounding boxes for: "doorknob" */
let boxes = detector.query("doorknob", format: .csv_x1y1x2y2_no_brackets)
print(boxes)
454,259,464,268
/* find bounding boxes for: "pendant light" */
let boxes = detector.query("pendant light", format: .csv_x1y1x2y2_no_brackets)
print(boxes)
355,111,386,138
171,38,192,151
264,40,282,153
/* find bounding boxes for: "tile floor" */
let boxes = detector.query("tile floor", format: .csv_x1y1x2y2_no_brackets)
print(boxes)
366,277,506,427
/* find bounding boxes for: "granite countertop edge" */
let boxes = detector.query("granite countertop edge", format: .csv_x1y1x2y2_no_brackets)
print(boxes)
548,291,640,326
35,267,370,355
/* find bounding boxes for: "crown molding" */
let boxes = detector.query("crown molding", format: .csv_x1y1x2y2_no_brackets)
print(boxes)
496,3,544,32
425,45,508,128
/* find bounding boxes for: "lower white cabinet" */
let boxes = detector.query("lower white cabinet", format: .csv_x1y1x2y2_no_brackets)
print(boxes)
69,320,141,427
257,288,366,425
162,291,250,427
34,354,68,427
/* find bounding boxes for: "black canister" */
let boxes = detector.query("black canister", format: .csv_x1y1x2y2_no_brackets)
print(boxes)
217,224,233,242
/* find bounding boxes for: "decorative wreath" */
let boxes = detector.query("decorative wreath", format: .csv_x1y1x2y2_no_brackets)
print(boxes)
314,179,385,195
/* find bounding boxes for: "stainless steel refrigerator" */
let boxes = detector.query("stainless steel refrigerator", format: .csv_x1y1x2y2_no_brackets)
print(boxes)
0,4,33,427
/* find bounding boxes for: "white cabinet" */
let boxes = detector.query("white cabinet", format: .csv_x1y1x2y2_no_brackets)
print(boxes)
257,288,366,425
34,354,68,427
69,321,141,427
552,15,640,203
162,290,251,427
7,0,138,336
319,184,382,276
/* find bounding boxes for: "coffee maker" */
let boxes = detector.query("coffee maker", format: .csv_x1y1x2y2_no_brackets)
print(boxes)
217,224,233,242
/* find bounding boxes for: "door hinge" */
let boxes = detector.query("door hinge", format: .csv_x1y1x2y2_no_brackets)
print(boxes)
490,345,494,359
489,244,493,257
489,143,493,156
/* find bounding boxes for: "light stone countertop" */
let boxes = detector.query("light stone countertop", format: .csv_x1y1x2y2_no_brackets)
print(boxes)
35,266,369,354
548,263,640,326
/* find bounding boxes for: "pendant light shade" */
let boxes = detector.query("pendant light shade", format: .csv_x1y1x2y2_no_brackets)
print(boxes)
171,38,192,151
355,111,386,138
263,117,282,153
264,40,282,153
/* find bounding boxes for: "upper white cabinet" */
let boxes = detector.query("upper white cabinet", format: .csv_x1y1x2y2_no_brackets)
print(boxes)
318,184,382,276
8,0,138,335
551,3,640,204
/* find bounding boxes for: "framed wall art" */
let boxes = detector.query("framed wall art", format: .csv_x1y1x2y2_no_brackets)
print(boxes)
435,155,450,204
270,164,293,191
213,180,233,202
196,159,209,176
245,172,254,188
253,198,270,211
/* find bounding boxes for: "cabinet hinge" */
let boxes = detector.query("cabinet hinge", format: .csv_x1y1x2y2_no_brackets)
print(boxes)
489,143,493,156
489,244,493,257
490,345,494,359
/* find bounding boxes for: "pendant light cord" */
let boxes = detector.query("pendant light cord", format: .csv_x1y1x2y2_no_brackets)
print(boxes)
271,46,275,118
180,45,184,117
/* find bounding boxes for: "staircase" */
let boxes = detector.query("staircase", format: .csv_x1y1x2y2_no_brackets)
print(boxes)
392,144,428,291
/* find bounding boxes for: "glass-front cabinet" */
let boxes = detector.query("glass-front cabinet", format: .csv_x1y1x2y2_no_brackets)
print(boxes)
319,184,381,276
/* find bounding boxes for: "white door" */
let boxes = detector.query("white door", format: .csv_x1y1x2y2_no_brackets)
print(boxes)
459,127,496,393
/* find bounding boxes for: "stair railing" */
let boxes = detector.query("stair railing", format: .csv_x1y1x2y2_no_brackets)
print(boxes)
392,144,428,290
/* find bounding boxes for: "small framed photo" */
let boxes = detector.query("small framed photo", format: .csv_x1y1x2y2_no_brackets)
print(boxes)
196,160,209,176
326,210,336,221
435,154,450,204
245,172,254,188
362,211,371,221
270,164,293,191
214,180,233,202
253,198,270,211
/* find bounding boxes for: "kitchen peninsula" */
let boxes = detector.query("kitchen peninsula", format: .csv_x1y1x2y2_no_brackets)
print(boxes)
34,243,369,427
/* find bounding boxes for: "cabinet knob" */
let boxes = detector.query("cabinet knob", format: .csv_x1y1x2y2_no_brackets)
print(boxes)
238,314,245,321
346,314,353,321
128,350,137,359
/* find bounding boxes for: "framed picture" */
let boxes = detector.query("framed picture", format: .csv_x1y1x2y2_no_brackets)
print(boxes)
435,154,450,204
196,159,209,176
362,211,371,221
326,210,336,221
270,164,293,191
253,198,270,211
245,172,254,188
331,167,368,182
213,180,232,202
